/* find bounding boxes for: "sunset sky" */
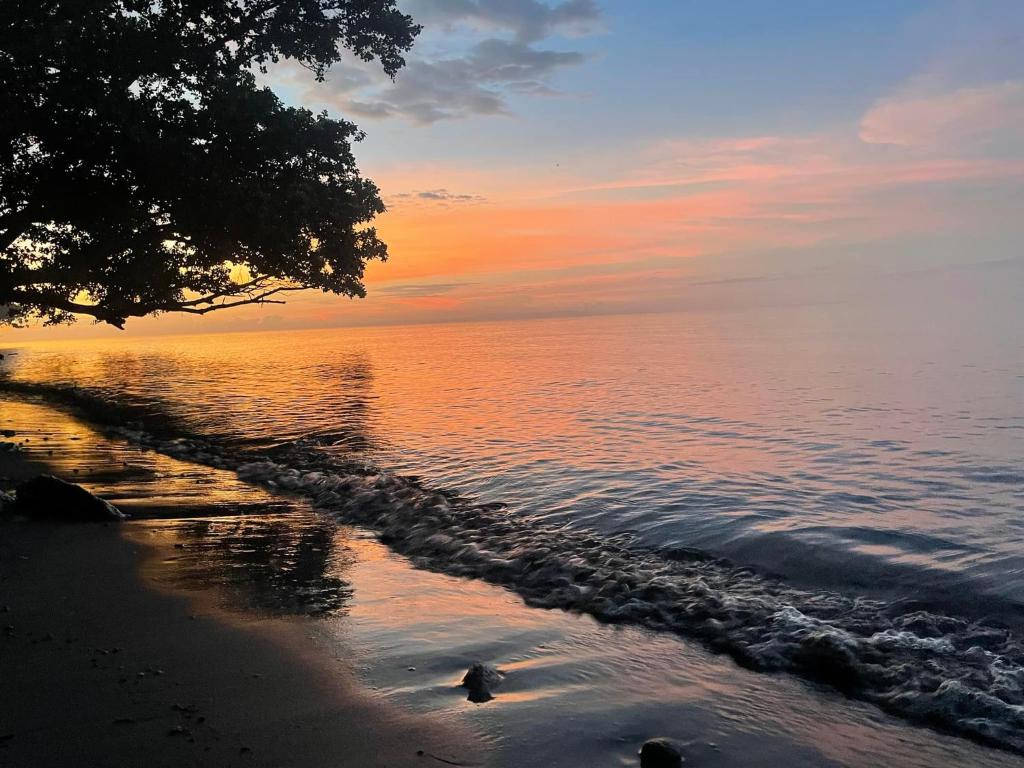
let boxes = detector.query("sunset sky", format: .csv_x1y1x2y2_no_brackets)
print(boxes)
13,0,1024,338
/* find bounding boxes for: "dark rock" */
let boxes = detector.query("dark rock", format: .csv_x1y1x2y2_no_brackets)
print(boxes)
461,662,504,703
12,475,125,522
640,738,683,767
0,490,14,515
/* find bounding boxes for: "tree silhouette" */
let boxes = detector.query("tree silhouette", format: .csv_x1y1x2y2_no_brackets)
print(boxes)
0,1,419,328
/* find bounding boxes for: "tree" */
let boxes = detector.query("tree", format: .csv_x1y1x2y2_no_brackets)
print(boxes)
0,1,420,328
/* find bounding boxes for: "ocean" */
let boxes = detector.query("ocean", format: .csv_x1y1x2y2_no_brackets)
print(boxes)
2,301,1023,760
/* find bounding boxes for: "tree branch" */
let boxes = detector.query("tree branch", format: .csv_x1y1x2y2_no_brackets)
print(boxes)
6,284,306,328
175,276,279,307
163,285,304,315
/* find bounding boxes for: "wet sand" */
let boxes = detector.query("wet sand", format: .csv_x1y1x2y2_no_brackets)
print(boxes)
0,467,481,768
0,521,482,768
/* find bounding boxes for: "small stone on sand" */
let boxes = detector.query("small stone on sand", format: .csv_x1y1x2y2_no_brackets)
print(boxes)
639,738,683,767
461,662,504,703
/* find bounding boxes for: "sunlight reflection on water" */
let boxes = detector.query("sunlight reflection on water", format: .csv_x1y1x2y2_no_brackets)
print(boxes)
3,308,1021,610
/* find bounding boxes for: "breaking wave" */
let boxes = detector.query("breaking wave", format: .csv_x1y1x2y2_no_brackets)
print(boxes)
6,381,1024,754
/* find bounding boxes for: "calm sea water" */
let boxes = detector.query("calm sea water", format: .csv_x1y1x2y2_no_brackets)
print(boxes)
3,302,1024,749
5,305,1022,606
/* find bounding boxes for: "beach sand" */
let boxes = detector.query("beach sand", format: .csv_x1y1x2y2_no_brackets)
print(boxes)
0,519,482,768
0,457,482,768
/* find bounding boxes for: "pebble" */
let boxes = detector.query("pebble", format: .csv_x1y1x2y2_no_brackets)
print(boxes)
639,738,683,767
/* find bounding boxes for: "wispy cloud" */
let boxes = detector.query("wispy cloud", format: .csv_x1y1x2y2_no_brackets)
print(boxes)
268,0,602,124
860,80,1024,148
388,188,488,207
404,0,602,43
374,281,474,297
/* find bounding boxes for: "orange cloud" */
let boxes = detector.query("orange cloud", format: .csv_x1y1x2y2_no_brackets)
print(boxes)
367,127,1024,299
9,81,1024,341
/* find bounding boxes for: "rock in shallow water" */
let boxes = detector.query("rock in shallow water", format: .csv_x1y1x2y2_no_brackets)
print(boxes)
461,662,504,703
639,738,683,767
12,475,125,522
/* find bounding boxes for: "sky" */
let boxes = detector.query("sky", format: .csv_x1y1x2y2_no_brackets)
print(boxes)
11,0,1024,338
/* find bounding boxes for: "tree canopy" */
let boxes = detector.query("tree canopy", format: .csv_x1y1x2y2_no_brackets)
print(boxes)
0,1,420,327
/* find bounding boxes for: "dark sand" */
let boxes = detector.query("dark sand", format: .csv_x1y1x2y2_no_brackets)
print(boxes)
0,509,481,768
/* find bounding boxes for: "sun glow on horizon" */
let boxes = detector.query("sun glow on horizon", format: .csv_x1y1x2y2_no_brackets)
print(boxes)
4,1,1022,341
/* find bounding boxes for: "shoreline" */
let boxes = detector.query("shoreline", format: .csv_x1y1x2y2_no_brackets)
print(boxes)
0,418,484,768
4,395,1024,768
0,519,483,768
